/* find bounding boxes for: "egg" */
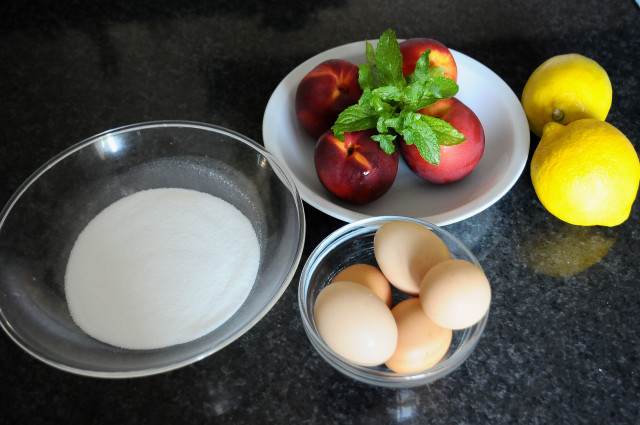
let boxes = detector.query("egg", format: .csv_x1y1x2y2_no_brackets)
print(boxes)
385,298,452,374
314,281,398,366
419,259,491,330
374,220,451,296
331,264,393,307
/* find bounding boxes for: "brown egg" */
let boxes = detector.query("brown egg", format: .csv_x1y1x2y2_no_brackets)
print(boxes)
420,259,491,330
374,221,451,296
314,281,398,367
332,264,393,307
385,298,452,374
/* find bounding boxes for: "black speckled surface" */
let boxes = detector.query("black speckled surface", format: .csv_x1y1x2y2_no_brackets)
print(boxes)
1,1,639,423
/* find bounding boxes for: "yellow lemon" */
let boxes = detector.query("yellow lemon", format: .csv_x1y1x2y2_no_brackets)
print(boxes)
521,54,612,137
530,119,640,227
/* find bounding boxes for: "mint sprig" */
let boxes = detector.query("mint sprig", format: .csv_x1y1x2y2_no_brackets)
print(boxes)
331,28,466,165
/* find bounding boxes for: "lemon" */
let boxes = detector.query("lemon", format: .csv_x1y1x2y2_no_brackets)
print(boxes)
530,119,640,227
521,54,612,137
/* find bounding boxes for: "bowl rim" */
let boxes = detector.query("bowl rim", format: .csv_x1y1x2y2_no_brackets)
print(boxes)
0,120,307,378
298,215,489,388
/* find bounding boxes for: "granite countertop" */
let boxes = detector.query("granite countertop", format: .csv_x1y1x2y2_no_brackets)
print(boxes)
1,1,639,423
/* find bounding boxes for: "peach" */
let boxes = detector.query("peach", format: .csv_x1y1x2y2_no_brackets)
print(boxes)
295,59,362,140
399,38,457,82
400,98,484,184
314,129,399,204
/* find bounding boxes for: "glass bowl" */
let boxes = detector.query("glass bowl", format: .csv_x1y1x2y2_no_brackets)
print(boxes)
0,121,305,378
298,216,488,388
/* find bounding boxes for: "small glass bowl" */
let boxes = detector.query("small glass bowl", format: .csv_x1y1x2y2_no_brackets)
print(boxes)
298,216,488,388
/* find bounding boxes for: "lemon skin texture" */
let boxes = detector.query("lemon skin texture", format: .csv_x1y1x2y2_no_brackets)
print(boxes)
522,54,612,138
530,119,640,227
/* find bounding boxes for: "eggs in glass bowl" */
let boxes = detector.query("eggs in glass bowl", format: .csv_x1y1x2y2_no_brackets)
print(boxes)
298,216,490,388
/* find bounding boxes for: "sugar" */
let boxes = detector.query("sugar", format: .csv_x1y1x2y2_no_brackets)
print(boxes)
64,188,260,350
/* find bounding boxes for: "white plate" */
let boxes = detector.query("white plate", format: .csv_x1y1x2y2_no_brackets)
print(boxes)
262,41,530,226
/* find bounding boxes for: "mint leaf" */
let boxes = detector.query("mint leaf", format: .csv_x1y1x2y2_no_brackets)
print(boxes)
411,49,433,82
410,50,447,83
371,133,397,154
411,77,460,111
401,112,441,164
365,40,376,66
358,63,375,90
371,85,403,106
376,114,402,134
423,77,459,101
427,66,446,79
403,81,438,112
420,114,467,146
374,29,405,88
331,92,378,140
359,41,381,89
